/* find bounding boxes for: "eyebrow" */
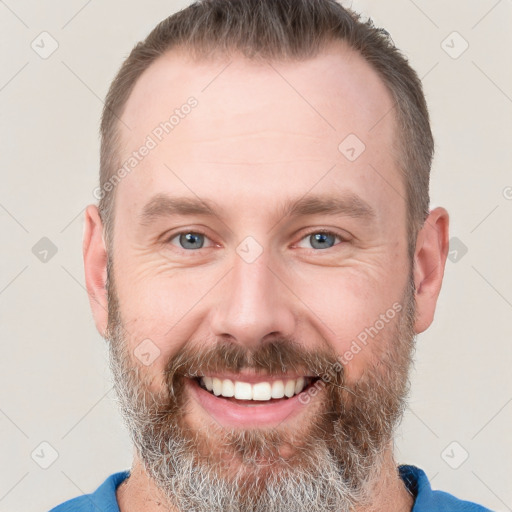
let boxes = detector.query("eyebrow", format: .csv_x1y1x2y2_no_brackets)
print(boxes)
138,192,377,227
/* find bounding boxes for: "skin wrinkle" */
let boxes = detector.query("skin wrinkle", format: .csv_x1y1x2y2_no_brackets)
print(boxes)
83,38,449,511
106,249,418,511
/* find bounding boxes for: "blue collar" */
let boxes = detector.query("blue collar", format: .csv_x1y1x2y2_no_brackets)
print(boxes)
52,464,492,511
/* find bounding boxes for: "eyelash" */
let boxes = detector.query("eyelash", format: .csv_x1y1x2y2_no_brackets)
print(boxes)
165,229,347,253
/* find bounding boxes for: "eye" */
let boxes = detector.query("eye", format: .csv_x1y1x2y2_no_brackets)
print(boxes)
167,231,214,250
165,229,345,252
296,230,345,250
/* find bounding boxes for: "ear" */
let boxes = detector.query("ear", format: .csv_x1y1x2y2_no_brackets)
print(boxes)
83,204,109,337
413,207,450,334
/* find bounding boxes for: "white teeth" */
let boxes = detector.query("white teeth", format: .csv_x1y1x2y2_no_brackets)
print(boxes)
234,381,252,400
221,379,234,397
212,377,222,396
203,376,213,391
294,377,305,395
200,377,308,401
284,380,296,398
271,380,285,399
252,382,272,401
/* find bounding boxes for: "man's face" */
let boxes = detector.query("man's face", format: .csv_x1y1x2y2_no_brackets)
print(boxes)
105,43,417,510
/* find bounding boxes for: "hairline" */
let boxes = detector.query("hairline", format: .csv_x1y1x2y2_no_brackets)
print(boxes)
101,45,417,262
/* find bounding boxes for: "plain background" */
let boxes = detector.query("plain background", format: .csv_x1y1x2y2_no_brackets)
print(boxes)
1,1,511,511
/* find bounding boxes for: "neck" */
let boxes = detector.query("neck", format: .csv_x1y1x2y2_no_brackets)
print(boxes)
116,449,414,512
116,455,178,512
361,453,415,512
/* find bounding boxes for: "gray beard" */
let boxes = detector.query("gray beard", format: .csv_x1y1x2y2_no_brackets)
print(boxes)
105,264,416,512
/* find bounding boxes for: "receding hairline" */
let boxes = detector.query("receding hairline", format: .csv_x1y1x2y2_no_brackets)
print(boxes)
98,0,432,264
113,38,400,174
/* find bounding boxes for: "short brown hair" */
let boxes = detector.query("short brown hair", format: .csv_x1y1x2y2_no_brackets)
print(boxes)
99,0,433,262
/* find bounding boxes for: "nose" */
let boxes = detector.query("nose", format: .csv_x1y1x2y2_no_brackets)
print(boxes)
209,250,297,349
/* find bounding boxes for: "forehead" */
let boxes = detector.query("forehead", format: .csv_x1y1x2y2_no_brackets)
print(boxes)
115,42,402,227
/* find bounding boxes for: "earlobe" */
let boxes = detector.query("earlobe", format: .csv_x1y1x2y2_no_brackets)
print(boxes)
412,207,450,334
83,204,109,337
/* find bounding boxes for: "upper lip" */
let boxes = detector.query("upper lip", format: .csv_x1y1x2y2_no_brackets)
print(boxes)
193,371,316,384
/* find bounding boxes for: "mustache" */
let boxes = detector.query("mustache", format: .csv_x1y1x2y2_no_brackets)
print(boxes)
164,338,345,400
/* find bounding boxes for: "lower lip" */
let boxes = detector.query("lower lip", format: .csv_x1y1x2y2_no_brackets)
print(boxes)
187,378,317,428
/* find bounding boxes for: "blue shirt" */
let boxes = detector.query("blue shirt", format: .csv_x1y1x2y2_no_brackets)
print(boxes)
49,465,494,511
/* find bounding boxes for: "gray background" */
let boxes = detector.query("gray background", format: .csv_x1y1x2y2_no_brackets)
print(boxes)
1,1,511,511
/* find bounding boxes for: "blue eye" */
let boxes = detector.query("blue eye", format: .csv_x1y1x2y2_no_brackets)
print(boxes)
166,230,344,253
297,231,343,250
169,232,208,250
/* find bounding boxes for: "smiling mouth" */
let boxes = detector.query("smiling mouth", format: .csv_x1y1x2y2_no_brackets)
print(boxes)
188,373,323,426
196,376,319,402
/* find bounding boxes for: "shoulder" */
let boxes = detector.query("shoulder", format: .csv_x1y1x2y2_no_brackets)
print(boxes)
48,470,130,512
399,465,495,512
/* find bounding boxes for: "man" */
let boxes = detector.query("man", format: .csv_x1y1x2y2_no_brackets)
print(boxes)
50,0,493,510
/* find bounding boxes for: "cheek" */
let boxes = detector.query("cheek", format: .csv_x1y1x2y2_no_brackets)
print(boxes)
114,259,202,332
118,250,223,315
112,271,217,391
292,266,404,377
